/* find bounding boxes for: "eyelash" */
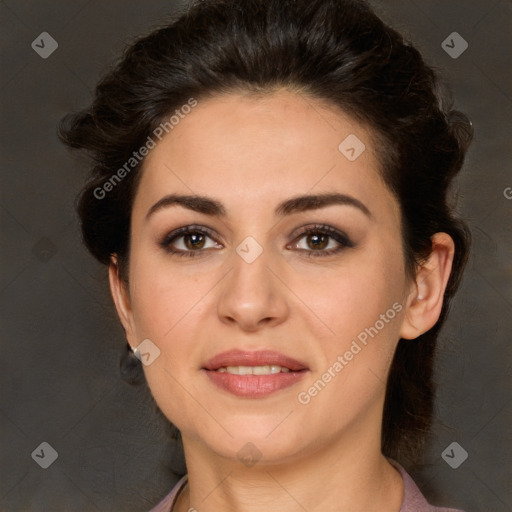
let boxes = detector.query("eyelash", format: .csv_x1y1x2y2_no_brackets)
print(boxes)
159,223,354,258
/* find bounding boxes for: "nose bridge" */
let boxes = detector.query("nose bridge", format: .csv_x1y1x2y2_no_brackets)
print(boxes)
232,237,271,289
216,236,289,329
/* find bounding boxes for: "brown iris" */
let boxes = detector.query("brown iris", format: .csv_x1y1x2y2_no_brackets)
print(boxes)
306,233,328,250
184,233,206,250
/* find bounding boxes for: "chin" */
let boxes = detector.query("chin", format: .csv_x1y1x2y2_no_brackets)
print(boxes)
188,413,307,465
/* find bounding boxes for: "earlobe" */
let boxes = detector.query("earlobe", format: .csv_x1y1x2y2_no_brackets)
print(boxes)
108,255,137,348
400,233,455,340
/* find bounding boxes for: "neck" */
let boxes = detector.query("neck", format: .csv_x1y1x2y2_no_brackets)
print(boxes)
174,422,403,512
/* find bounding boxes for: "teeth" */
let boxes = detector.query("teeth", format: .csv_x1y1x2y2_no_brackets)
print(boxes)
216,365,291,375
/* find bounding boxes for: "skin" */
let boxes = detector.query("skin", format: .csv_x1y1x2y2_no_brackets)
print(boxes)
109,90,455,512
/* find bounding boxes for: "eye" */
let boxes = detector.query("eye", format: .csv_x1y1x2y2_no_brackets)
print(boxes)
159,224,353,258
289,224,354,257
159,225,222,257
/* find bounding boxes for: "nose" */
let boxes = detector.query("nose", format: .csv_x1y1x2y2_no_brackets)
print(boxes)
216,245,290,332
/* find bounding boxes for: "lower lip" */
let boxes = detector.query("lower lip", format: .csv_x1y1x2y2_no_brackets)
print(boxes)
204,370,306,398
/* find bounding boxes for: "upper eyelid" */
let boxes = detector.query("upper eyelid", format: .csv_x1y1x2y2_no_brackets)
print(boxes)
163,224,219,241
289,226,354,251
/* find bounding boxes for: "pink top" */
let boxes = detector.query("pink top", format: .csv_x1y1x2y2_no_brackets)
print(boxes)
148,459,465,512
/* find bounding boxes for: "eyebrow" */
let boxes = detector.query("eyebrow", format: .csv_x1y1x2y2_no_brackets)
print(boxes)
145,192,372,221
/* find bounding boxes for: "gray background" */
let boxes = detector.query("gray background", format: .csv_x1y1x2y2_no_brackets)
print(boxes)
1,1,511,511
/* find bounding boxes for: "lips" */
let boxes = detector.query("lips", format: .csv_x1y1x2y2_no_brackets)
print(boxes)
202,350,308,398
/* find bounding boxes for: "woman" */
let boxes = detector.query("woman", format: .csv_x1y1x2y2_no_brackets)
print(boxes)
59,0,472,510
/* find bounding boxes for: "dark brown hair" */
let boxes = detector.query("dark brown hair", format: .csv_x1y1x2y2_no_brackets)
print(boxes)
58,0,472,467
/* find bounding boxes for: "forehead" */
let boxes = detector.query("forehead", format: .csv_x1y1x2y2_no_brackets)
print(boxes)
134,90,395,218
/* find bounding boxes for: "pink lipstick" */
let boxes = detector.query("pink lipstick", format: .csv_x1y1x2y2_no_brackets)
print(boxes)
202,350,308,398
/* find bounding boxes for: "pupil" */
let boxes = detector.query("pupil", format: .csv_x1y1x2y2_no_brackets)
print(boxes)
185,233,205,250
308,233,328,250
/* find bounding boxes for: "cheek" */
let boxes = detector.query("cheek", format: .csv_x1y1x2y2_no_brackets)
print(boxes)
127,256,215,382
294,246,407,414
324,249,405,379
128,250,211,339
128,263,212,428
294,247,406,342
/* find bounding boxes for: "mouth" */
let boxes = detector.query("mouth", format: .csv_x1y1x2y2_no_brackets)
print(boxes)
202,350,308,398
215,365,292,375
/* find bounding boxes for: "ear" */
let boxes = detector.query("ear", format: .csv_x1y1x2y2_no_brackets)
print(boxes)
400,232,455,340
108,255,138,349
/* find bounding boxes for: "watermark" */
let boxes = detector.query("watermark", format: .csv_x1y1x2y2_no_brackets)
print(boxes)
133,338,161,366
31,32,58,59
237,442,262,467
236,236,263,263
442,442,468,469
297,302,402,405
441,32,468,60
32,237,57,262
338,133,366,161
503,187,512,200
31,442,58,469
93,98,198,200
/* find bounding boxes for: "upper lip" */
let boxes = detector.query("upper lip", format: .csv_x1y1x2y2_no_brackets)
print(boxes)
203,350,308,371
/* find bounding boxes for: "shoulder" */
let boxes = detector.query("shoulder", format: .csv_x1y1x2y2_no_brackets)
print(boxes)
388,459,466,512
148,475,188,512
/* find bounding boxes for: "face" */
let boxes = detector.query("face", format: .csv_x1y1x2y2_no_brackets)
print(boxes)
113,90,418,466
